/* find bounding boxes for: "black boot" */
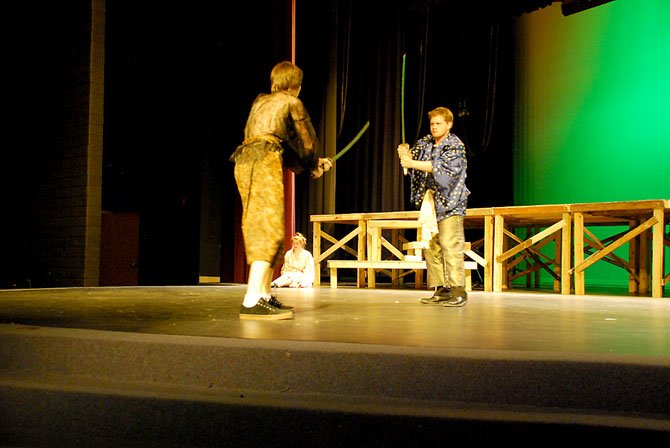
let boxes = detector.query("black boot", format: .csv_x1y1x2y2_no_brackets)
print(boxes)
443,286,467,307
420,286,450,304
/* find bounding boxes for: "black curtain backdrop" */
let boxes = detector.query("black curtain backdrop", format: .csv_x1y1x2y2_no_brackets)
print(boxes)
3,0,524,286
103,0,292,284
298,0,515,217
293,0,515,257
101,0,517,284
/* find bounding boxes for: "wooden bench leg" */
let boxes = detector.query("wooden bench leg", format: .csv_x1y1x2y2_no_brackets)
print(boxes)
415,270,423,289
330,267,337,288
464,261,477,292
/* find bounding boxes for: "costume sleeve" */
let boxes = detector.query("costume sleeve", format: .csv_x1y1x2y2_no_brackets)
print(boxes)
283,98,320,173
431,139,468,213
303,251,315,285
408,136,432,209
280,250,292,275
432,141,465,189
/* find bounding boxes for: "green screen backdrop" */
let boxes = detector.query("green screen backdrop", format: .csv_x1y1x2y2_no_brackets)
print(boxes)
513,0,669,291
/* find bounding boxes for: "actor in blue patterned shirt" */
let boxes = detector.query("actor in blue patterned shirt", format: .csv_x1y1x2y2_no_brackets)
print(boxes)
398,107,470,306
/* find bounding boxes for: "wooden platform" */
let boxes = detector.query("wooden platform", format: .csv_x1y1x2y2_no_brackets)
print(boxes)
311,199,670,298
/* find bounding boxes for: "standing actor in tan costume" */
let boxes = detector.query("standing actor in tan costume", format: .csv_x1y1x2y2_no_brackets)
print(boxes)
231,61,332,320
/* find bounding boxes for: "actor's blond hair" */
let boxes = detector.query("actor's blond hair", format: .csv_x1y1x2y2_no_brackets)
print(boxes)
270,61,303,93
428,106,454,123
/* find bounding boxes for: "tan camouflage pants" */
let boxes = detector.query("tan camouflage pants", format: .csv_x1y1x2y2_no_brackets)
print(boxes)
233,146,285,268
424,215,465,288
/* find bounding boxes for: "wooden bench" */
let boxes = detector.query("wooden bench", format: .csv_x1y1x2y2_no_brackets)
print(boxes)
327,259,478,290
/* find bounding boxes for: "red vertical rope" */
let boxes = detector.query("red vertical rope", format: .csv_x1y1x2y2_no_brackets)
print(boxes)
279,0,297,278
287,0,296,237
291,0,296,63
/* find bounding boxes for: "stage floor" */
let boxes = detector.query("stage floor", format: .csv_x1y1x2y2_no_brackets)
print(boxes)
0,284,668,357
2,284,670,445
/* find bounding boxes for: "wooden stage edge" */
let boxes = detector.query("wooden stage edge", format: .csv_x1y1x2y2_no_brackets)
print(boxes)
1,284,670,444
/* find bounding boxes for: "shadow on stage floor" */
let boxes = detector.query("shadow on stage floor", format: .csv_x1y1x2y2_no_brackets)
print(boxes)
1,284,669,446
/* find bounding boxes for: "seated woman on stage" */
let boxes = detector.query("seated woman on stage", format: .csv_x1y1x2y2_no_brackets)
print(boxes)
271,233,315,288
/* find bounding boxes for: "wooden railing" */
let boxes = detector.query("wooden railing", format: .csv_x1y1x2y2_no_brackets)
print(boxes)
311,200,670,298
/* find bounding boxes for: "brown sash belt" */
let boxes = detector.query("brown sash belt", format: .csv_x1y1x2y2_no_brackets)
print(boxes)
243,134,282,145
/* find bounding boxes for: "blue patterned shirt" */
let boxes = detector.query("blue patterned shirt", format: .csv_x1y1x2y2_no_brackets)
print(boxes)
408,133,470,221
